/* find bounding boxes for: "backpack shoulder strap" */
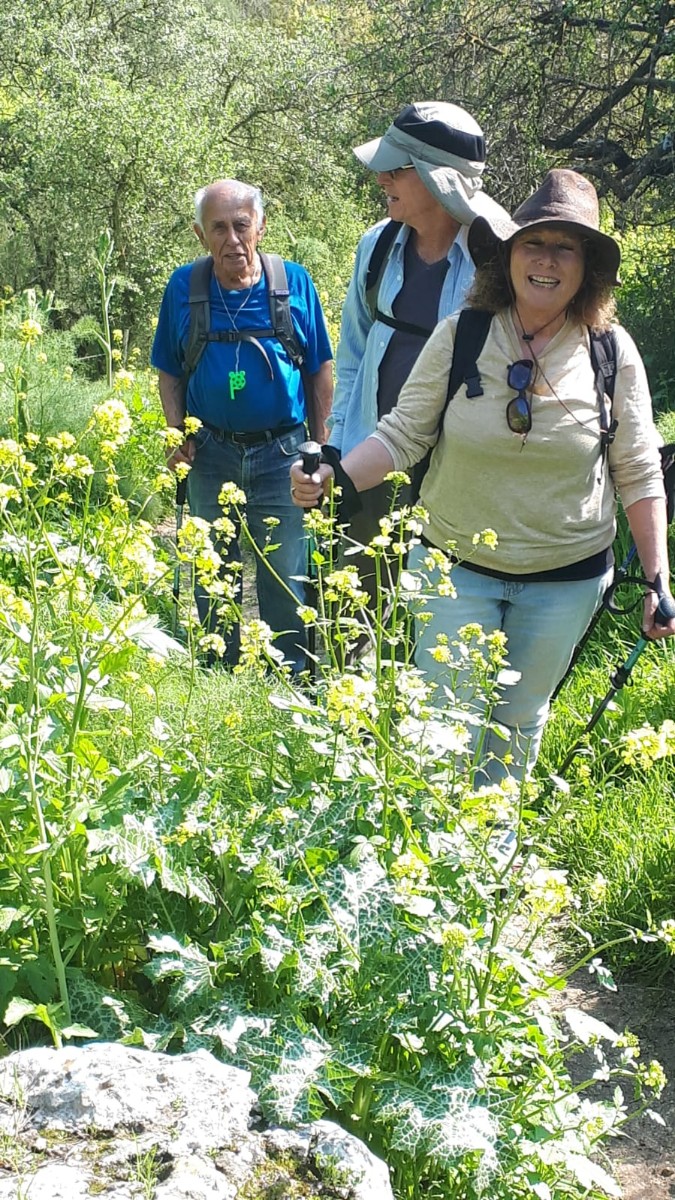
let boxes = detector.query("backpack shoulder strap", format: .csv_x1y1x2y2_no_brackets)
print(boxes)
589,327,618,452
260,252,305,368
408,309,493,504
365,220,402,319
445,309,493,410
183,256,213,380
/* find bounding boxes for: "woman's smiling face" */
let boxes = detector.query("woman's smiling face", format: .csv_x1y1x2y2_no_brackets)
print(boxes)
509,225,585,322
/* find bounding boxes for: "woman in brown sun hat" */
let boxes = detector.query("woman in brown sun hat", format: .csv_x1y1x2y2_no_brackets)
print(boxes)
292,169,675,783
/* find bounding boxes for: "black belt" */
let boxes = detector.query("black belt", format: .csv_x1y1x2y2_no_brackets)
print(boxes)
421,534,612,582
201,420,303,446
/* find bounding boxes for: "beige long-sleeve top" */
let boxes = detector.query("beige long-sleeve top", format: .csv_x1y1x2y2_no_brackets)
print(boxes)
371,310,664,574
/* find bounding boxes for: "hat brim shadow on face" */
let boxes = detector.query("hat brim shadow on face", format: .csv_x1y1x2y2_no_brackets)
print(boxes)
468,215,621,287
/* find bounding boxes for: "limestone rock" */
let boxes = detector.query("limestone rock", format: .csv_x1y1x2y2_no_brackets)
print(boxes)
0,1043,394,1199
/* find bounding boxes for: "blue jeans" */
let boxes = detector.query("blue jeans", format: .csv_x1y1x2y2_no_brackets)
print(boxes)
408,547,613,782
187,424,308,671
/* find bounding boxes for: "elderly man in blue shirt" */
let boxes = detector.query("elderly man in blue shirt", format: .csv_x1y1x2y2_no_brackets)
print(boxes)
328,102,508,603
152,178,333,672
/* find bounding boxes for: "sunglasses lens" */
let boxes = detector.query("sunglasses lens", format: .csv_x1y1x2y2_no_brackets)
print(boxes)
506,359,533,435
508,362,533,390
507,396,532,434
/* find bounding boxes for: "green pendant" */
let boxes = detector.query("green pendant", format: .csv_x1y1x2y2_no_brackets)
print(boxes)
229,369,246,400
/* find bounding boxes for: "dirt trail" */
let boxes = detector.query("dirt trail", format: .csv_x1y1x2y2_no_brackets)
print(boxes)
561,976,675,1199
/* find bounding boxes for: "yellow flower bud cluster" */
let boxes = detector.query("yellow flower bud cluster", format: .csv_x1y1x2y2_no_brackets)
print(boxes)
0,438,37,488
237,619,284,670
639,1059,667,1096
218,481,247,510
657,918,675,953
118,523,164,587
0,482,20,509
620,719,675,770
420,545,455,598
325,672,377,732
323,567,367,606
113,368,135,391
177,515,221,589
471,528,499,550
523,867,574,918
0,582,33,626
93,395,132,458
198,632,227,659
18,318,43,345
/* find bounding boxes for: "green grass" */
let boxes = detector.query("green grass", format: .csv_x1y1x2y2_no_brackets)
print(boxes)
540,601,675,980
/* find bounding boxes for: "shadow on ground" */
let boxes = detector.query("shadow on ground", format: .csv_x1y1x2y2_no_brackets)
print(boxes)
561,974,675,1200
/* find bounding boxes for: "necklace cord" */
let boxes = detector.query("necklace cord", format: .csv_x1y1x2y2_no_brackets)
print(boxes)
214,260,260,376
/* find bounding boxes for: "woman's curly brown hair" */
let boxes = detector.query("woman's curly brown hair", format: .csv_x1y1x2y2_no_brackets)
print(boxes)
466,237,616,331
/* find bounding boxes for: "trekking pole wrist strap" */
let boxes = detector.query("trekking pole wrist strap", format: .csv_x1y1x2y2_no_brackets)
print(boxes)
320,444,362,518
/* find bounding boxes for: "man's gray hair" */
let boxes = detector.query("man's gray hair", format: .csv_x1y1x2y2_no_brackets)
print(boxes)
194,180,265,229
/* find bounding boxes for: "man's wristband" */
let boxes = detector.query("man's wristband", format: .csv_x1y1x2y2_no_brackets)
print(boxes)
320,444,362,518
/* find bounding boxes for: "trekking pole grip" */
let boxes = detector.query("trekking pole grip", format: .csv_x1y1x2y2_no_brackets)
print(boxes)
655,591,675,624
651,571,675,625
298,440,323,511
298,439,322,477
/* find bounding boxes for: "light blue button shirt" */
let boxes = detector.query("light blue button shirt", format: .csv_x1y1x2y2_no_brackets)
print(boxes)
328,220,476,455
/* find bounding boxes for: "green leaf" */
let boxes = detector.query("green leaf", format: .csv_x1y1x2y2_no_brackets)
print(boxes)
124,617,186,659
3,995,38,1028
61,1023,100,1040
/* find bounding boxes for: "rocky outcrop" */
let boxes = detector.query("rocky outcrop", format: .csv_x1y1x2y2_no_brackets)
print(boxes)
0,1043,393,1199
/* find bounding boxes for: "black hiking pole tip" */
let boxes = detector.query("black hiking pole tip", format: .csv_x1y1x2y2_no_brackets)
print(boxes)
557,588,675,777
297,440,322,679
172,474,188,637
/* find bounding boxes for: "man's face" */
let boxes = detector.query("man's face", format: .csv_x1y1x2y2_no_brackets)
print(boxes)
376,166,442,228
195,189,265,288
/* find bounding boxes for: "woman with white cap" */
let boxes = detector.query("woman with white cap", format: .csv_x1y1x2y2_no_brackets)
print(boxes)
293,169,675,782
327,102,509,607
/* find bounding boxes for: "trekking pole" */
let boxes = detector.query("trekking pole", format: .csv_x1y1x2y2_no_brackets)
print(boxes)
553,443,675,703
171,474,188,638
550,547,636,703
298,440,322,679
557,586,675,777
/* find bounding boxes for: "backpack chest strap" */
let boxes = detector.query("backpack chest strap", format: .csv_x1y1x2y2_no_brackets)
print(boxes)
206,329,274,379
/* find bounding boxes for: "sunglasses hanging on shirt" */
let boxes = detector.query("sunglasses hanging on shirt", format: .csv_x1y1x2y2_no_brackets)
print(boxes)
506,358,534,438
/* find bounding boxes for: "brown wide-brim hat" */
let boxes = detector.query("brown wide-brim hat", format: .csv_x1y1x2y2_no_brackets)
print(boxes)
468,168,621,285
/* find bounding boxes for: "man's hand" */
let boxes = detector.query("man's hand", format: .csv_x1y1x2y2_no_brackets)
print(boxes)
166,432,196,473
290,459,334,508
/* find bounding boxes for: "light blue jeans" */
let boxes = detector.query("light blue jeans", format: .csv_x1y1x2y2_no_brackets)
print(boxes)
187,424,308,671
408,545,613,782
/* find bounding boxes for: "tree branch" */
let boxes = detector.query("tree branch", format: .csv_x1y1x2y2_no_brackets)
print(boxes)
544,41,674,151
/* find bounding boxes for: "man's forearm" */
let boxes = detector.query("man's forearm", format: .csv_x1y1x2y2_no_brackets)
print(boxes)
305,361,333,444
158,370,187,427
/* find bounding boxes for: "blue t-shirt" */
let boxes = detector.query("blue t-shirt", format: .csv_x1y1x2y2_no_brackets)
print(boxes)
151,259,332,432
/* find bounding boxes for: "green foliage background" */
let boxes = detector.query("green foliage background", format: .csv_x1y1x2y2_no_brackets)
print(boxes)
1,4,675,1195
2,0,675,390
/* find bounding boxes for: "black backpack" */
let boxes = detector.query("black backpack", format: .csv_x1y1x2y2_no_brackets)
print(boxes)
443,309,618,450
406,310,618,502
182,253,306,384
